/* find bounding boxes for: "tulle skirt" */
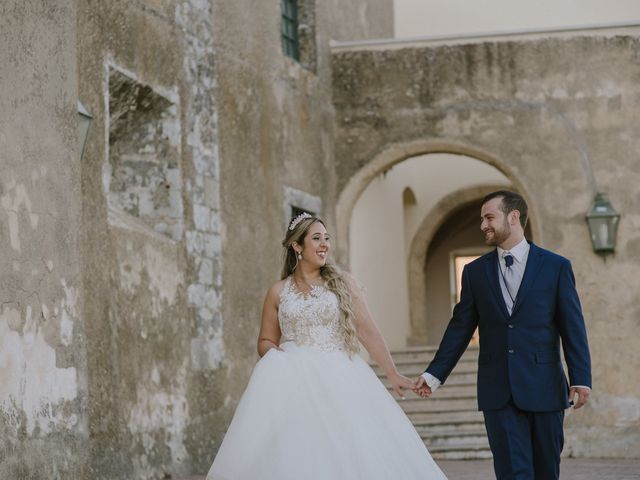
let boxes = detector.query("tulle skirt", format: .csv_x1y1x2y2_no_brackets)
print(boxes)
207,342,447,480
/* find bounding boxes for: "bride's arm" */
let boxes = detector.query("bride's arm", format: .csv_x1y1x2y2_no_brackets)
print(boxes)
346,275,413,398
257,283,283,357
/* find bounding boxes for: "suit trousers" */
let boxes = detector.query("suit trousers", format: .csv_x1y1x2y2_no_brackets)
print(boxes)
483,399,564,480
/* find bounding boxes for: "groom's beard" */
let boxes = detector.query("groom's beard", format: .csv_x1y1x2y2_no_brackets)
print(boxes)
484,219,511,246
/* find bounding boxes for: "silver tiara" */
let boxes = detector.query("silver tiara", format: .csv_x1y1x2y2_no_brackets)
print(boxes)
289,212,312,230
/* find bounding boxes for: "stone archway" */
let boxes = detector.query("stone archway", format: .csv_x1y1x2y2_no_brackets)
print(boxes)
339,144,543,350
335,140,542,267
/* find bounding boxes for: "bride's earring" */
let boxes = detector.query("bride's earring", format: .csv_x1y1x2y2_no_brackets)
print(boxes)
297,252,302,260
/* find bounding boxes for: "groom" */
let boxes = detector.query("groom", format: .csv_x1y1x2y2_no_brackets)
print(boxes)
414,190,591,480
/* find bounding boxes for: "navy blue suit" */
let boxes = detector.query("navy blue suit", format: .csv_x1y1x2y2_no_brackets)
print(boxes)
426,243,591,479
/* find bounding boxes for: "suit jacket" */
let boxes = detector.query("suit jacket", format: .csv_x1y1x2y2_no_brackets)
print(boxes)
426,242,592,412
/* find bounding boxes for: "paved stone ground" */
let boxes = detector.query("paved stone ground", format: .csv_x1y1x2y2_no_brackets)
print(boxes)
180,458,640,479
438,458,640,479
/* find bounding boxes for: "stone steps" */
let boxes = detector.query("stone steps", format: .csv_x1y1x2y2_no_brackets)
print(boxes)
378,368,477,387
423,427,488,447
385,382,476,398
373,353,478,377
389,345,478,363
400,396,477,413
407,410,485,425
427,441,494,460
373,346,492,461
415,421,486,436
375,363,477,378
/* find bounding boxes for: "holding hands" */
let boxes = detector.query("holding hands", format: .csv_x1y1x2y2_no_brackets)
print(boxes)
388,374,434,400
413,375,433,398
388,372,416,400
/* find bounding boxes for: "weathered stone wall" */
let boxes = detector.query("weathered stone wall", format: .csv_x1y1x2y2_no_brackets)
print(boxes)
331,28,640,457
0,1,87,478
76,0,226,477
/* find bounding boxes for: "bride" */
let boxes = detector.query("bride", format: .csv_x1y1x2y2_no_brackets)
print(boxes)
206,213,447,479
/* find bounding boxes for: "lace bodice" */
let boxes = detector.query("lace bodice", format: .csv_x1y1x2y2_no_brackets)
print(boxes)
278,276,347,352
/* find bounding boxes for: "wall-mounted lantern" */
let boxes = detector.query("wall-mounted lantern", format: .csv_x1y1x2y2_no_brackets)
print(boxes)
585,193,620,254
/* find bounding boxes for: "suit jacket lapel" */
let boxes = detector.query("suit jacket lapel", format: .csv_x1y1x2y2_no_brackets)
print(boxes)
484,250,510,319
511,242,545,316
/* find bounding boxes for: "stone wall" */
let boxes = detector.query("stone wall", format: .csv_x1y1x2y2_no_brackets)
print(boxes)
75,0,236,475
0,1,87,478
331,27,640,457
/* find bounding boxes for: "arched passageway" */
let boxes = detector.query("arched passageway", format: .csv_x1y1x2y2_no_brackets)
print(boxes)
344,148,538,350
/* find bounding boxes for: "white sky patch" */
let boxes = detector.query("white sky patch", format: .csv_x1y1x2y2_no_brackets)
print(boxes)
394,0,640,38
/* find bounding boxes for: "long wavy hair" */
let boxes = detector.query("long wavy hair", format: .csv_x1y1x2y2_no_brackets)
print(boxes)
281,215,359,355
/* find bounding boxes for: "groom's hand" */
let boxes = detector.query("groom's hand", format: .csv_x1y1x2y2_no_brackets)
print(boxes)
413,376,432,398
569,386,590,409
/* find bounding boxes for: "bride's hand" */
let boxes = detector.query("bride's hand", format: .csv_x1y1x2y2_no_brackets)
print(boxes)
388,372,414,400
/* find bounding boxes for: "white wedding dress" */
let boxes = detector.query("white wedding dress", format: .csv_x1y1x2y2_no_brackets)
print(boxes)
206,276,447,480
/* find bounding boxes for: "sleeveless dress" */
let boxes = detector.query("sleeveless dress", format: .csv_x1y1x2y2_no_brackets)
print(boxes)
206,276,447,480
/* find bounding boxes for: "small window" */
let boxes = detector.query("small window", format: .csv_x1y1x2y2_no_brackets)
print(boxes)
280,0,317,71
281,0,300,61
107,67,183,241
283,186,321,231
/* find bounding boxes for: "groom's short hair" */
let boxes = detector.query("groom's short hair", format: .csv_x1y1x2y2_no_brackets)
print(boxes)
482,190,528,228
